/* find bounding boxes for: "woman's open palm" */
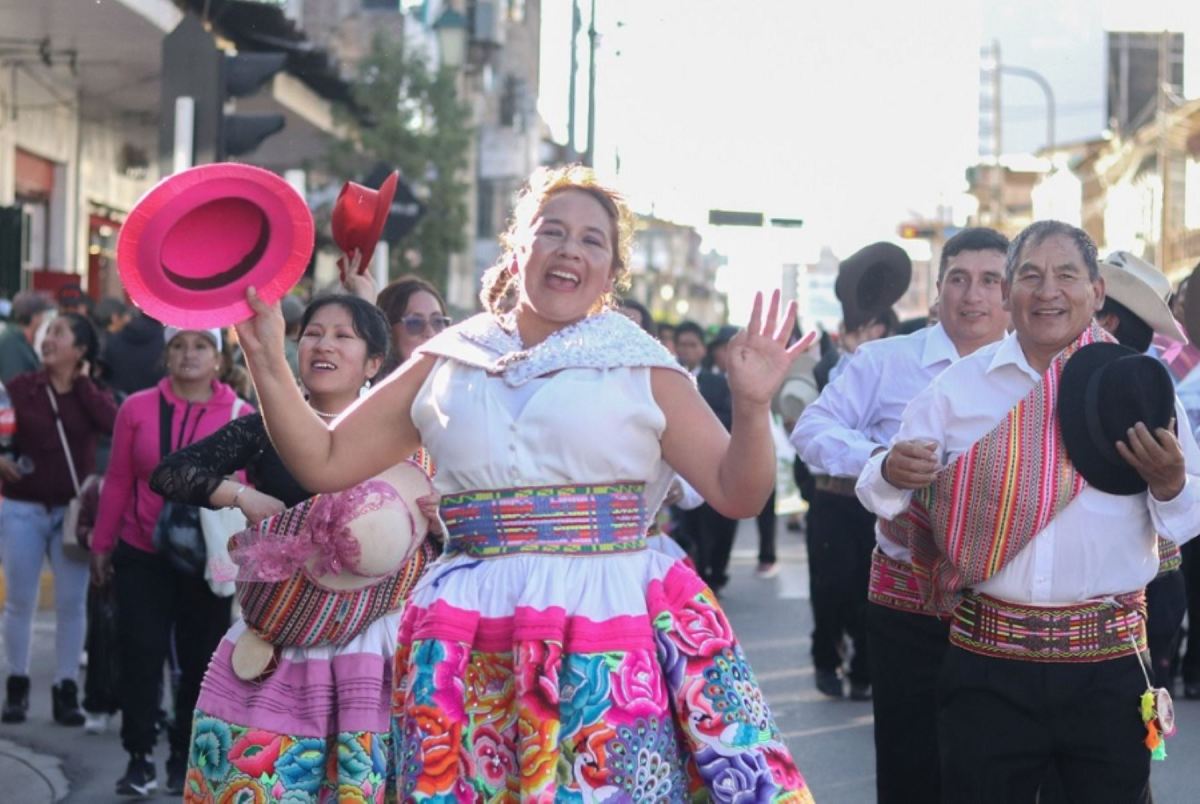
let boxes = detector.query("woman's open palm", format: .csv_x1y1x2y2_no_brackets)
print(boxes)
726,290,815,406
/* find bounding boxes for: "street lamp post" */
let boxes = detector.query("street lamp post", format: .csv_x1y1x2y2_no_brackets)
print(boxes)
999,64,1056,159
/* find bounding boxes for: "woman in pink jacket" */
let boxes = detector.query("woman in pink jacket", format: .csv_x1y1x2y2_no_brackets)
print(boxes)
90,326,253,798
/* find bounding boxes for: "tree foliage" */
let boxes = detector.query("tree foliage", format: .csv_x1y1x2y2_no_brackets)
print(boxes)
327,32,472,294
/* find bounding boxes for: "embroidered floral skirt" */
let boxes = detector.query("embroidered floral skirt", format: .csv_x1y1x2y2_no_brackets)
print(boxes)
184,614,401,802
392,552,813,802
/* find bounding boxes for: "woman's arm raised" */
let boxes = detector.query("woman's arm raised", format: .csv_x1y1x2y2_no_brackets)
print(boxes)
236,287,434,493
656,291,813,519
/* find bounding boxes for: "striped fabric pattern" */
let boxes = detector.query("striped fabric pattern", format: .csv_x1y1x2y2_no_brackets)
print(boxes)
950,590,1147,662
902,324,1113,613
1157,535,1183,576
238,537,435,647
441,482,647,557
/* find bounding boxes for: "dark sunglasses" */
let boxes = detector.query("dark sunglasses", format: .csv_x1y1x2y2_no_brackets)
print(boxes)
398,314,452,336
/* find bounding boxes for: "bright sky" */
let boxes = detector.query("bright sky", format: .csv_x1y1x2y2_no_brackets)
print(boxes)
538,0,1200,323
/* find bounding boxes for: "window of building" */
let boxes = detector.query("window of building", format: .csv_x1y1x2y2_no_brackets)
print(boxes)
507,0,526,22
477,179,497,239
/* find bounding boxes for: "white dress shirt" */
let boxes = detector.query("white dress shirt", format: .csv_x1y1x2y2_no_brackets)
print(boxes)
857,330,1200,605
790,323,960,562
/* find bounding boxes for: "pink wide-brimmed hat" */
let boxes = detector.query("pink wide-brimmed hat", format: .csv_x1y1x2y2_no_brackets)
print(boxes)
331,170,398,271
117,163,314,328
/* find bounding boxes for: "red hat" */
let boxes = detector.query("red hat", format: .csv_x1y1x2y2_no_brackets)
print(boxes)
117,163,314,328
331,170,398,272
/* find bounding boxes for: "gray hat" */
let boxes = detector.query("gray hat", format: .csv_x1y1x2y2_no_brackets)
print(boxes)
11,290,54,325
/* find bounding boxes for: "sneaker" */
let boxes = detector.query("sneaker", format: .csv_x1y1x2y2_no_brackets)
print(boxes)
84,711,111,734
815,669,844,699
165,751,187,795
51,679,86,726
755,562,781,579
849,681,873,701
116,755,157,796
1,675,30,724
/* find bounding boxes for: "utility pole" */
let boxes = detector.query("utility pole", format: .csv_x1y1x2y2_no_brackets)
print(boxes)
567,0,579,158
990,41,1003,227
1156,29,1170,271
584,0,597,167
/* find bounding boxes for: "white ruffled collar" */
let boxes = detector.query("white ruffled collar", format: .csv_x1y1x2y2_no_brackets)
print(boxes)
416,310,689,386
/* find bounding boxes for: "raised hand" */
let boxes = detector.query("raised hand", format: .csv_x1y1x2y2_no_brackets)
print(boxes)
726,290,816,407
234,287,286,370
339,249,379,302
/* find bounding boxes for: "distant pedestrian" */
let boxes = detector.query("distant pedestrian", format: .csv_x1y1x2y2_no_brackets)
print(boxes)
0,313,116,726
375,273,451,377
0,290,54,384
99,310,165,400
90,327,253,797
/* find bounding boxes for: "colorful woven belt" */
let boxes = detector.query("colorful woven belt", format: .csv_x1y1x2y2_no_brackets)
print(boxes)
950,590,1147,663
867,549,937,617
1157,536,1182,577
440,482,647,557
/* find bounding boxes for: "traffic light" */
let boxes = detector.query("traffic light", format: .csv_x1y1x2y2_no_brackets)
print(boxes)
708,209,764,227
159,16,287,171
898,222,938,239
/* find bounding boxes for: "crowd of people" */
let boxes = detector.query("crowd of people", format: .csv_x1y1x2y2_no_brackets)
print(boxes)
0,160,1197,804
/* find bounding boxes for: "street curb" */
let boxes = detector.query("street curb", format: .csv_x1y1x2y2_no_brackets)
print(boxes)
0,737,68,803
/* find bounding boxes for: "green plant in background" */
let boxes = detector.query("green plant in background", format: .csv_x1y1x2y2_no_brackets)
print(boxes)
327,31,472,294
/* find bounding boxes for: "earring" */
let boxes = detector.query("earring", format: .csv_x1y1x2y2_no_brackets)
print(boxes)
359,378,371,399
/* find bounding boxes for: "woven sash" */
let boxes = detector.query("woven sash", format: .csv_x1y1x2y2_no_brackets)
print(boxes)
893,324,1113,613
441,482,647,557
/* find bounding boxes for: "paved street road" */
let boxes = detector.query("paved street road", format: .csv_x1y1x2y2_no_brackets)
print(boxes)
1,518,1197,801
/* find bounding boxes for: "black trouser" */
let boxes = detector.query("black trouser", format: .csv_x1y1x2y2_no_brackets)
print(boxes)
1146,567,1187,688
867,601,950,804
938,646,1150,804
805,490,875,683
689,503,739,591
757,490,776,565
1181,539,1200,687
113,541,230,758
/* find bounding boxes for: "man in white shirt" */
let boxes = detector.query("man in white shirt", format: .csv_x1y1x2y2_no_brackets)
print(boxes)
859,221,1200,803
791,228,1009,803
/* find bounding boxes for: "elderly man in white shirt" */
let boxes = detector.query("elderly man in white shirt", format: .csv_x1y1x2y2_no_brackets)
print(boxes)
859,220,1200,804
791,228,1010,804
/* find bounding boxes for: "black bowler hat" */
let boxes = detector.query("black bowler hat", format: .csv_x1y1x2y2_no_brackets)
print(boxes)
1059,343,1175,495
835,242,912,331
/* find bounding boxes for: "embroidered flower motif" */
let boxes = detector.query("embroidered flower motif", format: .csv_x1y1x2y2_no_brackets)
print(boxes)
517,709,561,794
336,733,374,784
215,775,268,804
227,729,284,778
608,650,668,723
763,746,806,794
469,724,517,790
190,717,232,783
559,653,612,735
653,625,687,692
670,594,734,659
465,651,516,731
406,704,465,796
275,737,327,793
430,641,470,726
694,745,777,804
182,767,211,803
515,641,562,722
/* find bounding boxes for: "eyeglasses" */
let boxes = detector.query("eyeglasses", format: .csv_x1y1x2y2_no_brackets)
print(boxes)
398,314,452,336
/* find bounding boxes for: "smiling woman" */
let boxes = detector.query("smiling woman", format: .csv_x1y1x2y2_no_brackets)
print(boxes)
147,295,444,799
234,163,816,801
